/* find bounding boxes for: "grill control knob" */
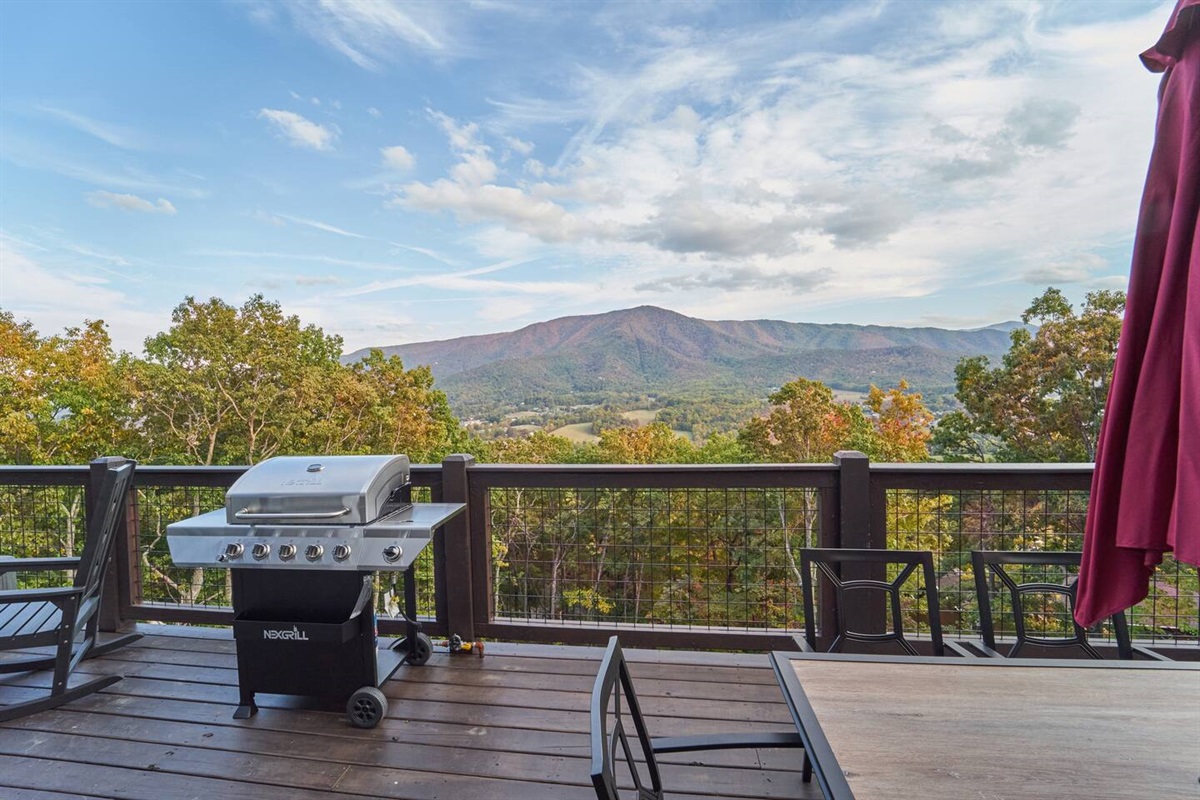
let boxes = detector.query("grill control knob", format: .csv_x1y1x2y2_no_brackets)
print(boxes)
382,545,403,563
332,544,351,562
278,543,297,561
304,543,324,562
219,542,244,562
251,542,271,561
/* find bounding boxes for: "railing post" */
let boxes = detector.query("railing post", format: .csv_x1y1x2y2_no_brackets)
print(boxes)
439,454,476,641
89,456,137,634
832,451,884,637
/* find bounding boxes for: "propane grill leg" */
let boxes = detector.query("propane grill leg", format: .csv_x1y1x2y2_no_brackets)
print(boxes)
234,689,258,719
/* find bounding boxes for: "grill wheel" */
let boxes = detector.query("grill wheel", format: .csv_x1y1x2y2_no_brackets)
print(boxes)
347,686,388,729
392,632,434,666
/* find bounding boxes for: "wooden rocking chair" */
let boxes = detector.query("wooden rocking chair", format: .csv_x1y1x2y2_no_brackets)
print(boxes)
0,460,141,721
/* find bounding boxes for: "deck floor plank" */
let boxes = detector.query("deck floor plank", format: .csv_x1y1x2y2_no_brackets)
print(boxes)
0,625,819,800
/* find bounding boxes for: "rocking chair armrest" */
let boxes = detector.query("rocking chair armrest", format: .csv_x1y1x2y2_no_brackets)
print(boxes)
0,585,85,604
0,557,80,575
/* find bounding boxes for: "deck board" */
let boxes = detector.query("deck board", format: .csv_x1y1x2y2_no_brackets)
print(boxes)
0,625,818,800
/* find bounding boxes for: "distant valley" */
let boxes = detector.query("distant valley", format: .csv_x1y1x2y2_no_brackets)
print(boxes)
345,306,1018,422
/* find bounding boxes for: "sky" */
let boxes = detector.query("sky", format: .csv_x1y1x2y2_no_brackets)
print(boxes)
0,0,1175,356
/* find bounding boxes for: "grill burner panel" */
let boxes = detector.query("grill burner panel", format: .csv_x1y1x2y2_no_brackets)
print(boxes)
166,503,464,570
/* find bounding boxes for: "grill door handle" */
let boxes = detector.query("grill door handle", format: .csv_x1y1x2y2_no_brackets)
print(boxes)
233,507,351,520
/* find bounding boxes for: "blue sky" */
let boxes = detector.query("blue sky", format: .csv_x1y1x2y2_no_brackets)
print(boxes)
0,0,1172,355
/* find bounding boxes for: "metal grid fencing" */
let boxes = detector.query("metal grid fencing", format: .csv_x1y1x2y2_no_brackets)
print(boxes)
0,480,88,590
882,487,1199,645
487,485,821,631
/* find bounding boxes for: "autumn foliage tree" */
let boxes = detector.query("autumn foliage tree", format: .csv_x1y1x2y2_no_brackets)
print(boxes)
738,376,932,463
938,288,1123,462
0,312,135,465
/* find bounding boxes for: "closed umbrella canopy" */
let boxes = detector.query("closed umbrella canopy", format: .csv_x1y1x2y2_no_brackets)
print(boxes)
1076,0,1200,627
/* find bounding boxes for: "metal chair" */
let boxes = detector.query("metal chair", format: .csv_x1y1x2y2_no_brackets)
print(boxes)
798,547,973,657
0,460,143,721
970,550,1169,660
590,635,805,800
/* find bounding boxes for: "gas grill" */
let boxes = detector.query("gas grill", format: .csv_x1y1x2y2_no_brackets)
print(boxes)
166,455,464,728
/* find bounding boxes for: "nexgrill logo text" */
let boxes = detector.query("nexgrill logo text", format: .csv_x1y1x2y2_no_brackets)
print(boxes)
263,626,309,641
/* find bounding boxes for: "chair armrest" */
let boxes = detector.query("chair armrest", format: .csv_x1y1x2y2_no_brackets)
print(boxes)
0,557,80,575
1131,645,1174,662
945,641,980,658
953,639,1004,658
0,586,85,603
791,634,816,652
652,731,803,754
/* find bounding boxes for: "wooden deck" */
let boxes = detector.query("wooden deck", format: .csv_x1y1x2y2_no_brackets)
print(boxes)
0,625,818,799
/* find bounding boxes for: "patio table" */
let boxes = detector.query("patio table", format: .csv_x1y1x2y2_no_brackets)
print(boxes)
770,652,1200,800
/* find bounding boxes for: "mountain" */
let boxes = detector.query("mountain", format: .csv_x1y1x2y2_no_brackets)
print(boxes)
345,306,1016,415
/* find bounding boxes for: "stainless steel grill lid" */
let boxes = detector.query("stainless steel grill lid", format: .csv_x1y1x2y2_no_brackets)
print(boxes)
224,455,410,526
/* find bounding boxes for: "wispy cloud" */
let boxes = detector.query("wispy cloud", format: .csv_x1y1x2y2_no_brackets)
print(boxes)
35,105,144,150
336,255,535,297
86,190,177,215
0,237,167,353
250,0,456,69
273,213,367,239
258,109,338,150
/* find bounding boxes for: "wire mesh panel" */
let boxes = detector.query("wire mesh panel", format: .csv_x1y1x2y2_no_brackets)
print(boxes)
488,485,820,631
882,486,1199,645
0,483,88,590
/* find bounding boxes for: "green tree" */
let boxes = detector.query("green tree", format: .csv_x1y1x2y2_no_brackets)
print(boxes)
947,288,1123,462
0,312,134,465
131,295,345,465
597,422,695,464
739,377,931,463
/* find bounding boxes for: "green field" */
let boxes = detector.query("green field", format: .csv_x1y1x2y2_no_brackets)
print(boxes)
551,422,599,443
550,410,692,444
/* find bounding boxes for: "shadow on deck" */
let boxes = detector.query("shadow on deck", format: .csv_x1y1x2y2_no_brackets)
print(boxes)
0,625,817,800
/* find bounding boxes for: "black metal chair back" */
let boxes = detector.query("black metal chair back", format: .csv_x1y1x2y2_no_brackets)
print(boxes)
590,636,664,800
971,550,1134,659
800,548,947,656
589,636,805,800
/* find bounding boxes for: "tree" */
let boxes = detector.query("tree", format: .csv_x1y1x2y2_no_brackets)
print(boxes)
865,380,934,462
947,288,1123,462
738,378,867,463
0,312,134,465
130,295,345,465
597,422,695,464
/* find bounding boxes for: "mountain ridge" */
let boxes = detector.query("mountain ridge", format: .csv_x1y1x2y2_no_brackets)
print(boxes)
345,306,1017,415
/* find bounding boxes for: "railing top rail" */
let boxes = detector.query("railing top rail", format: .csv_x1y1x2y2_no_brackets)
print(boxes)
870,461,1094,490
0,465,90,486
468,462,838,489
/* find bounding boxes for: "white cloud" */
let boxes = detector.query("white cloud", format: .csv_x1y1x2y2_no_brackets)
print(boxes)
257,109,338,150
379,2,1166,331
86,191,177,215
367,106,382,118
381,145,415,171
0,238,167,354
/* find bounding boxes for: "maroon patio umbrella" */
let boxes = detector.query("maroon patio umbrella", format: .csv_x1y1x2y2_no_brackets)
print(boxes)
1075,0,1200,628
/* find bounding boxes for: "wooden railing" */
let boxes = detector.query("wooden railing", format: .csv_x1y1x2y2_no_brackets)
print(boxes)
1,454,1196,655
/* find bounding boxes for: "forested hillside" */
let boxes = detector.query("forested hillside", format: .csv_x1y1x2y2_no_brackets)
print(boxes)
345,306,1017,417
